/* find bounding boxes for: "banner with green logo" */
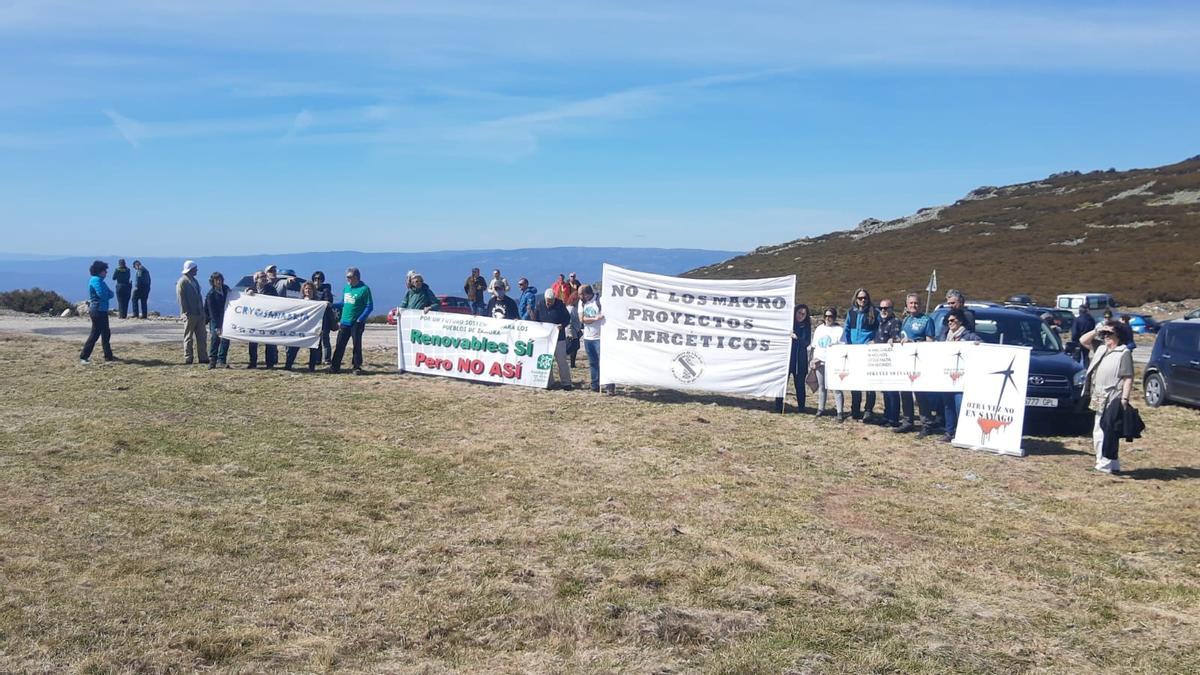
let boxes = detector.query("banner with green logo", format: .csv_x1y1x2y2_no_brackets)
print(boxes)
395,309,559,388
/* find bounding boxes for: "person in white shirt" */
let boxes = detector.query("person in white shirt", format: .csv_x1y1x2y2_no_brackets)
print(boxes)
578,284,614,394
810,306,847,420
487,268,509,299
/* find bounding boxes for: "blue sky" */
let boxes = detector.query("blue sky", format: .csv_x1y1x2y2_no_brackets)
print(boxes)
2,0,1199,257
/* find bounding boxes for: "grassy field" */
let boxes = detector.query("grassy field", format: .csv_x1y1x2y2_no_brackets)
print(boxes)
2,332,1199,673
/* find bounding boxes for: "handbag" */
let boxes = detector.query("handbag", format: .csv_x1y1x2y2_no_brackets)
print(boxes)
805,366,820,393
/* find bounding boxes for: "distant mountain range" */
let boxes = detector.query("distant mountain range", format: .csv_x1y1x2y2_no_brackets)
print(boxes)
0,248,740,314
687,155,1200,309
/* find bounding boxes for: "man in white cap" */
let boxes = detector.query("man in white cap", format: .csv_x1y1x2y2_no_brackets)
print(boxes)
176,260,208,365
528,287,572,389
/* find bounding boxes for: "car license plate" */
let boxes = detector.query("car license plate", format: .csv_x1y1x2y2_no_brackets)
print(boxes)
1025,397,1059,407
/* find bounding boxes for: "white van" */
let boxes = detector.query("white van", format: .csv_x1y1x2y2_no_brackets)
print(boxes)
1056,293,1119,312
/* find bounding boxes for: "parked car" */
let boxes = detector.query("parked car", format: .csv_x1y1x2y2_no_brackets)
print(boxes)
1005,294,1035,307
386,295,474,325
1143,319,1200,408
931,306,1088,425
1186,308,1200,321
436,295,474,315
1118,312,1161,334
1056,292,1119,314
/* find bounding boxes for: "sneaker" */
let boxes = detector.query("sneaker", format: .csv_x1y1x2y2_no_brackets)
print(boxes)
327,367,341,374
814,409,825,417
208,362,217,370
939,433,953,443
837,414,847,424
246,364,257,369
353,367,365,375
80,358,90,365
893,420,914,433
861,412,876,424
562,384,574,391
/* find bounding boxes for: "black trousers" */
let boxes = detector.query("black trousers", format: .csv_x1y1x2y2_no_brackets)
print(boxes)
80,310,113,360
132,288,149,318
851,390,876,416
247,343,278,367
115,285,132,318
331,322,365,370
285,346,321,370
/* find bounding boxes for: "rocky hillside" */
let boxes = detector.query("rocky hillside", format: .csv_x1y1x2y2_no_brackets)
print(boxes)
688,156,1200,310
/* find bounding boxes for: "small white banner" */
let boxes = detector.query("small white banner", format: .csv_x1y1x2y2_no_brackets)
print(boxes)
599,264,794,398
953,344,1031,457
223,293,327,348
823,342,972,392
396,310,559,388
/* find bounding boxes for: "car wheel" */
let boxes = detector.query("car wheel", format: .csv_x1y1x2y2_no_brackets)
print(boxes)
1143,372,1168,408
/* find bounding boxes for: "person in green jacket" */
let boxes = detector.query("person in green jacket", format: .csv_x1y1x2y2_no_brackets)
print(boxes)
329,267,373,374
401,272,441,312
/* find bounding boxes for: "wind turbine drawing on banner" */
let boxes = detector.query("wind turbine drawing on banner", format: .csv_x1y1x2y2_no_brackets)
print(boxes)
925,269,937,313
992,356,1018,408
908,346,921,381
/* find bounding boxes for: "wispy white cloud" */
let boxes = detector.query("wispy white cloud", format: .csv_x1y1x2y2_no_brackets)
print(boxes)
103,109,145,148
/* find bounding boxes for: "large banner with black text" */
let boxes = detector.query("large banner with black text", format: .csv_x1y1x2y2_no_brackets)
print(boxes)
396,309,559,388
222,292,327,348
599,264,794,397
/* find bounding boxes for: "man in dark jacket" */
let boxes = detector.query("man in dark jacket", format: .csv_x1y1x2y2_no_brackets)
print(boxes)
1071,307,1096,367
464,267,488,316
112,259,132,319
529,288,572,389
131,260,151,318
876,298,903,427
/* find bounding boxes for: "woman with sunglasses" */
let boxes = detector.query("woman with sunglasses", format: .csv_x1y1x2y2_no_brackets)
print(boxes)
841,287,880,422
810,307,846,420
938,308,981,442
1079,320,1135,474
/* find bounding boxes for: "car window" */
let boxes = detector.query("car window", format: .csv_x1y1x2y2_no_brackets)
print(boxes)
1168,327,1200,355
1087,296,1106,310
972,317,1062,351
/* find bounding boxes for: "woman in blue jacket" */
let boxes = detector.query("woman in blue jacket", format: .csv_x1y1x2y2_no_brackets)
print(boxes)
841,287,879,421
79,260,116,364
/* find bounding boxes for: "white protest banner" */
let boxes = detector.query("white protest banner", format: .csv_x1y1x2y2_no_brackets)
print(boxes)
599,264,794,398
953,344,1031,457
222,293,327,348
824,342,971,392
396,309,559,388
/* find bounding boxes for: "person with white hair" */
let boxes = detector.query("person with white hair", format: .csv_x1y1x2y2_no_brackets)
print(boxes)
176,260,208,365
529,287,573,389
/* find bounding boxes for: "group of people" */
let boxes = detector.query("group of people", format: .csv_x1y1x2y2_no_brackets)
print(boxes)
77,260,613,392
779,288,979,443
77,261,1139,471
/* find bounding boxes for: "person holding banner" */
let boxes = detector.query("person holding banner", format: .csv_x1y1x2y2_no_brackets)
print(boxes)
776,304,812,413
939,308,981,442
842,288,880,422
897,292,937,435
530,288,573,389
402,273,441,312
284,283,324,372
330,267,373,375
876,299,904,427
579,284,614,394
486,283,520,320
810,307,846,420
1080,320,1135,474
204,271,231,369
245,272,279,369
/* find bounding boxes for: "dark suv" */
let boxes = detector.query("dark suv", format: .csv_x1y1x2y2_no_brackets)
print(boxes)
1143,320,1200,407
931,305,1087,425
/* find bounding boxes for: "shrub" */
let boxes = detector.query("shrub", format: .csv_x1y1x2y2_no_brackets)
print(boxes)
0,287,72,315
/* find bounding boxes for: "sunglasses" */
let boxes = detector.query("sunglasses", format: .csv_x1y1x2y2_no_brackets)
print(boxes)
880,306,892,311
856,296,867,300
824,314,834,318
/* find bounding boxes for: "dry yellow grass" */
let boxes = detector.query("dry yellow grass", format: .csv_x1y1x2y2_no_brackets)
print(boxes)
1,332,1199,673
